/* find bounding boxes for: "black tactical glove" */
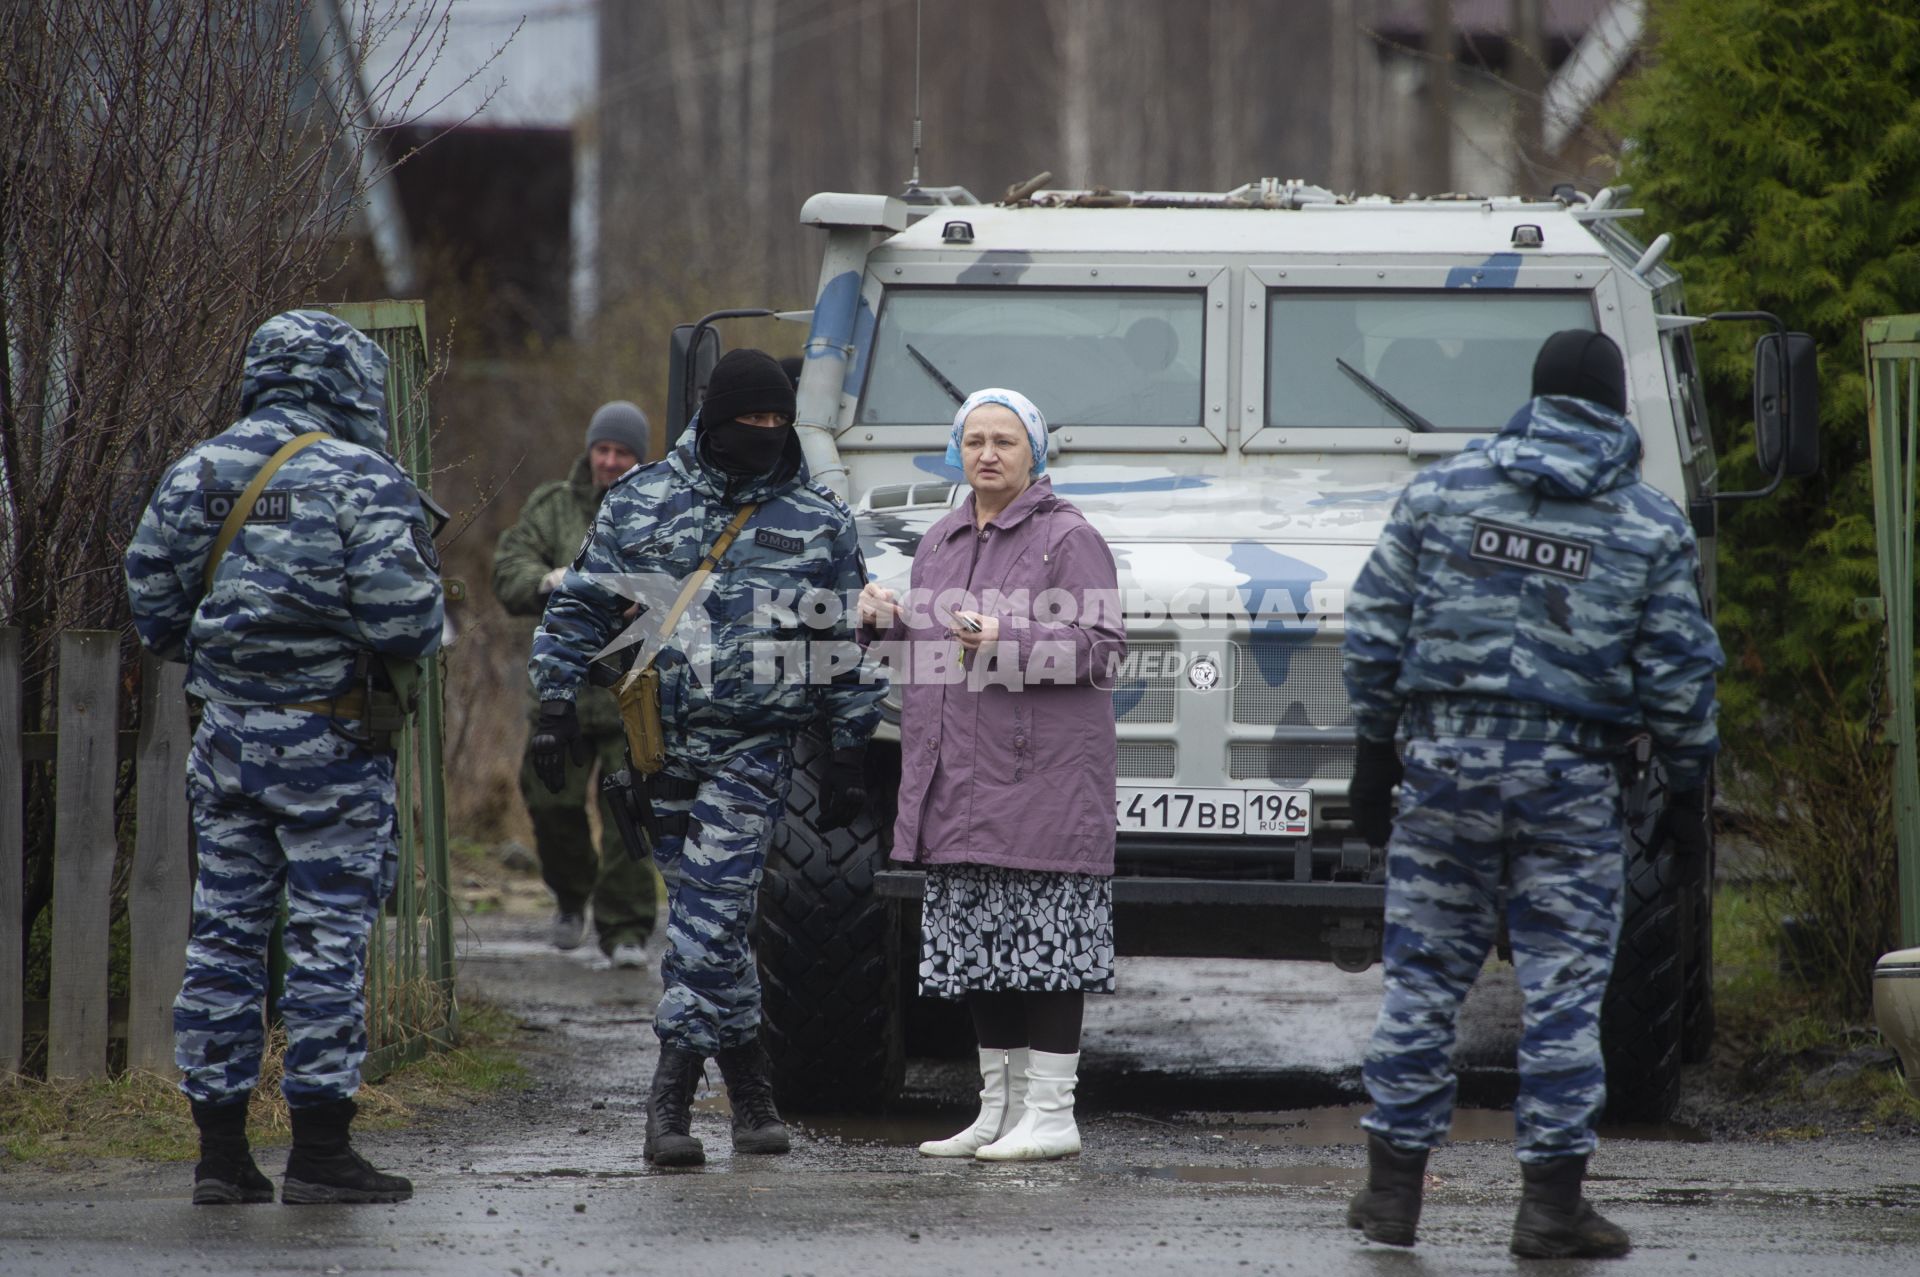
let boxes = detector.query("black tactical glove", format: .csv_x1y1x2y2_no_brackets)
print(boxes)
1659,785,1711,860
817,746,869,832
531,700,590,794
1348,736,1404,849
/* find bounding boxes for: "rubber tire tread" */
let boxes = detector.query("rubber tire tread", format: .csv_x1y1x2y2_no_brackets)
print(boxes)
1599,766,1685,1124
756,728,904,1112
1680,782,1717,1065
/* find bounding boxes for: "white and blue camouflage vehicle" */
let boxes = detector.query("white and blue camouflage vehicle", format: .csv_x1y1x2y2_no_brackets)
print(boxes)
668,177,1817,1122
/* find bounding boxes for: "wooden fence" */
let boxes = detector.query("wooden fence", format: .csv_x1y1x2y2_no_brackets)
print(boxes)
1,624,456,1081
1,630,191,1078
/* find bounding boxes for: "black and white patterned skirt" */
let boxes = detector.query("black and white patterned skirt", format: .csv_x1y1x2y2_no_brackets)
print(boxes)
917,863,1116,999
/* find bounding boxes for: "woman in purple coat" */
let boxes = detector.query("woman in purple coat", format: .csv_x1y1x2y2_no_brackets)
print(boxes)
858,388,1125,1161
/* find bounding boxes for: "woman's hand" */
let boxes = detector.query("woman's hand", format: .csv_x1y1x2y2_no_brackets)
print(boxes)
950,610,999,651
858,581,901,628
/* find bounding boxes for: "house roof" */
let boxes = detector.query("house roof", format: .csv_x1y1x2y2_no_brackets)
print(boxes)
357,0,595,131
1373,0,1607,43
1543,0,1645,151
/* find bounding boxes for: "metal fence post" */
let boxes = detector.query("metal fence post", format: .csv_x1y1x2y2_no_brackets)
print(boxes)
0,629,23,1075
1864,315,1920,949
320,299,456,1068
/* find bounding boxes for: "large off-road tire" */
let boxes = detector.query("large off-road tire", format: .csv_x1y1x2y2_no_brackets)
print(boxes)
1599,766,1688,1124
1680,782,1717,1065
756,730,904,1112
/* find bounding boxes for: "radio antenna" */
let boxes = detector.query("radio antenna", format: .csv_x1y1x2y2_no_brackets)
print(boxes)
907,0,923,190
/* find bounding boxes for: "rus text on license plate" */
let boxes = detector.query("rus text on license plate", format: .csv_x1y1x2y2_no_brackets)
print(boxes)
1114,786,1311,838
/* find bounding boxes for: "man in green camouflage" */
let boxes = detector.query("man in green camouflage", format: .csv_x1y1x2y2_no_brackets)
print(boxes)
493,401,658,965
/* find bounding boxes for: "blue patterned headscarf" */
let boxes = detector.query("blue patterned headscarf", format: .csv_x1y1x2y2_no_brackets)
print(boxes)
944,388,1049,478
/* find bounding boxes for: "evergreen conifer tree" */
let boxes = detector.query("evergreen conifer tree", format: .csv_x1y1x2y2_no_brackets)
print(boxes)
1616,0,1920,727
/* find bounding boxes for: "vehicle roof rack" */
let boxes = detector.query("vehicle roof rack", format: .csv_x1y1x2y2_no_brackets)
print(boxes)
1004,177,1596,212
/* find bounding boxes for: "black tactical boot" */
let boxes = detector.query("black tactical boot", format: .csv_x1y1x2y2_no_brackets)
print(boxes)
715,1040,791,1155
1346,1133,1428,1246
189,1096,275,1205
644,1046,708,1167
282,1098,413,1204
1511,1156,1632,1259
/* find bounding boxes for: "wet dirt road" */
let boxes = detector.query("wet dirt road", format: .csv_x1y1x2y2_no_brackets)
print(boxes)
5,909,1919,1276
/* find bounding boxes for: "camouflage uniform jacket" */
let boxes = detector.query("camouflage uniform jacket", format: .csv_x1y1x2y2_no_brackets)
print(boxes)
124,311,445,704
1343,395,1724,790
492,454,621,734
531,419,885,767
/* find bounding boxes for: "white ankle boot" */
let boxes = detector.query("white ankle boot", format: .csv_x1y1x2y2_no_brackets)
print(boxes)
918,1047,1030,1157
975,1049,1080,1161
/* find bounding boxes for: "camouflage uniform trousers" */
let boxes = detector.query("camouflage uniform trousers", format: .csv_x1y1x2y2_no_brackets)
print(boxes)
648,741,793,1054
517,728,660,952
174,704,397,1107
1361,735,1626,1164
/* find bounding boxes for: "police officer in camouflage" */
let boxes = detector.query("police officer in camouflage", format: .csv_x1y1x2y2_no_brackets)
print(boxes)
530,348,883,1167
1341,331,1722,1258
493,401,659,964
125,310,444,1206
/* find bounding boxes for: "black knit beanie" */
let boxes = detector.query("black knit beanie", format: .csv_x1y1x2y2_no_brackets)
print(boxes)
701,349,796,427
1532,330,1627,414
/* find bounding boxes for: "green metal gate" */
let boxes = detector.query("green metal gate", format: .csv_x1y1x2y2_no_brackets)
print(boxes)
323,300,457,1074
1864,315,1920,950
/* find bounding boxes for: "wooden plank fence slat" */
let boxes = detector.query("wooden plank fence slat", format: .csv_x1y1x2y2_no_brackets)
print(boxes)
0,628,23,1075
48,630,120,1079
128,655,192,1075
18,730,142,764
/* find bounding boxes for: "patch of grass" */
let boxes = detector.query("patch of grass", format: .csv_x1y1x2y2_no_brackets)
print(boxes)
1710,883,1920,1125
449,835,497,873
362,1000,529,1128
0,1071,200,1163
0,997,528,1167
1819,1058,1920,1125
1766,1014,1843,1056
1711,885,1811,1044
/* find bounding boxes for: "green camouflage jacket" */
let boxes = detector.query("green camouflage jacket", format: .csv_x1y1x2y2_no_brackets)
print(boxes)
493,454,622,733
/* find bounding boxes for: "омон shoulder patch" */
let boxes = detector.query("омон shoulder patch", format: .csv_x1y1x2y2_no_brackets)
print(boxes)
1468,519,1595,581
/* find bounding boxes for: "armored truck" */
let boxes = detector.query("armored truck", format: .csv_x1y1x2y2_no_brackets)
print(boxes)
667,178,1816,1123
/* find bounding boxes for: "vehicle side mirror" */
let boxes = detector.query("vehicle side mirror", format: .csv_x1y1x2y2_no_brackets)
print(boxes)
667,323,721,446
1753,331,1819,479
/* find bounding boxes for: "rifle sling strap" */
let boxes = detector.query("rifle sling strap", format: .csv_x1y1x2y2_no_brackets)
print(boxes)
616,502,759,696
201,431,330,595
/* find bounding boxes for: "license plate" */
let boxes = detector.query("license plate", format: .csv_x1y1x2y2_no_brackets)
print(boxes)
1114,786,1312,838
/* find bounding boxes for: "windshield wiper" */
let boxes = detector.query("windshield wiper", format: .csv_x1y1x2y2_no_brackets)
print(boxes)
1335,357,1436,434
905,342,966,406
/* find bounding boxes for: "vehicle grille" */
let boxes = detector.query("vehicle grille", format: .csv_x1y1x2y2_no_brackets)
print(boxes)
1229,638,1352,729
1110,639,1179,724
1228,741,1355,783
1115,741,1176,779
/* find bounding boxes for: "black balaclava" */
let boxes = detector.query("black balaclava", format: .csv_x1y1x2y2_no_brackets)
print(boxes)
700,348,798,477
1531,329,1628,415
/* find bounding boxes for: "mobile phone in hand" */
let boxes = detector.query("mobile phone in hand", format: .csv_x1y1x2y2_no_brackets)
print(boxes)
954,612,983,633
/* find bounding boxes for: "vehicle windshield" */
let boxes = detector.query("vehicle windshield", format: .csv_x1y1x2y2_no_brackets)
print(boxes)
858,288,1205,427
1267,291,1597,431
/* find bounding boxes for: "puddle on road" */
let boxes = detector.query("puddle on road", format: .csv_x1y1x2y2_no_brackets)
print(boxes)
1637,1184,1920,1211
795,1105,1705,1151
794,1114,975,1146
1206,1106,1706,1148
1139,1164,1359,1188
